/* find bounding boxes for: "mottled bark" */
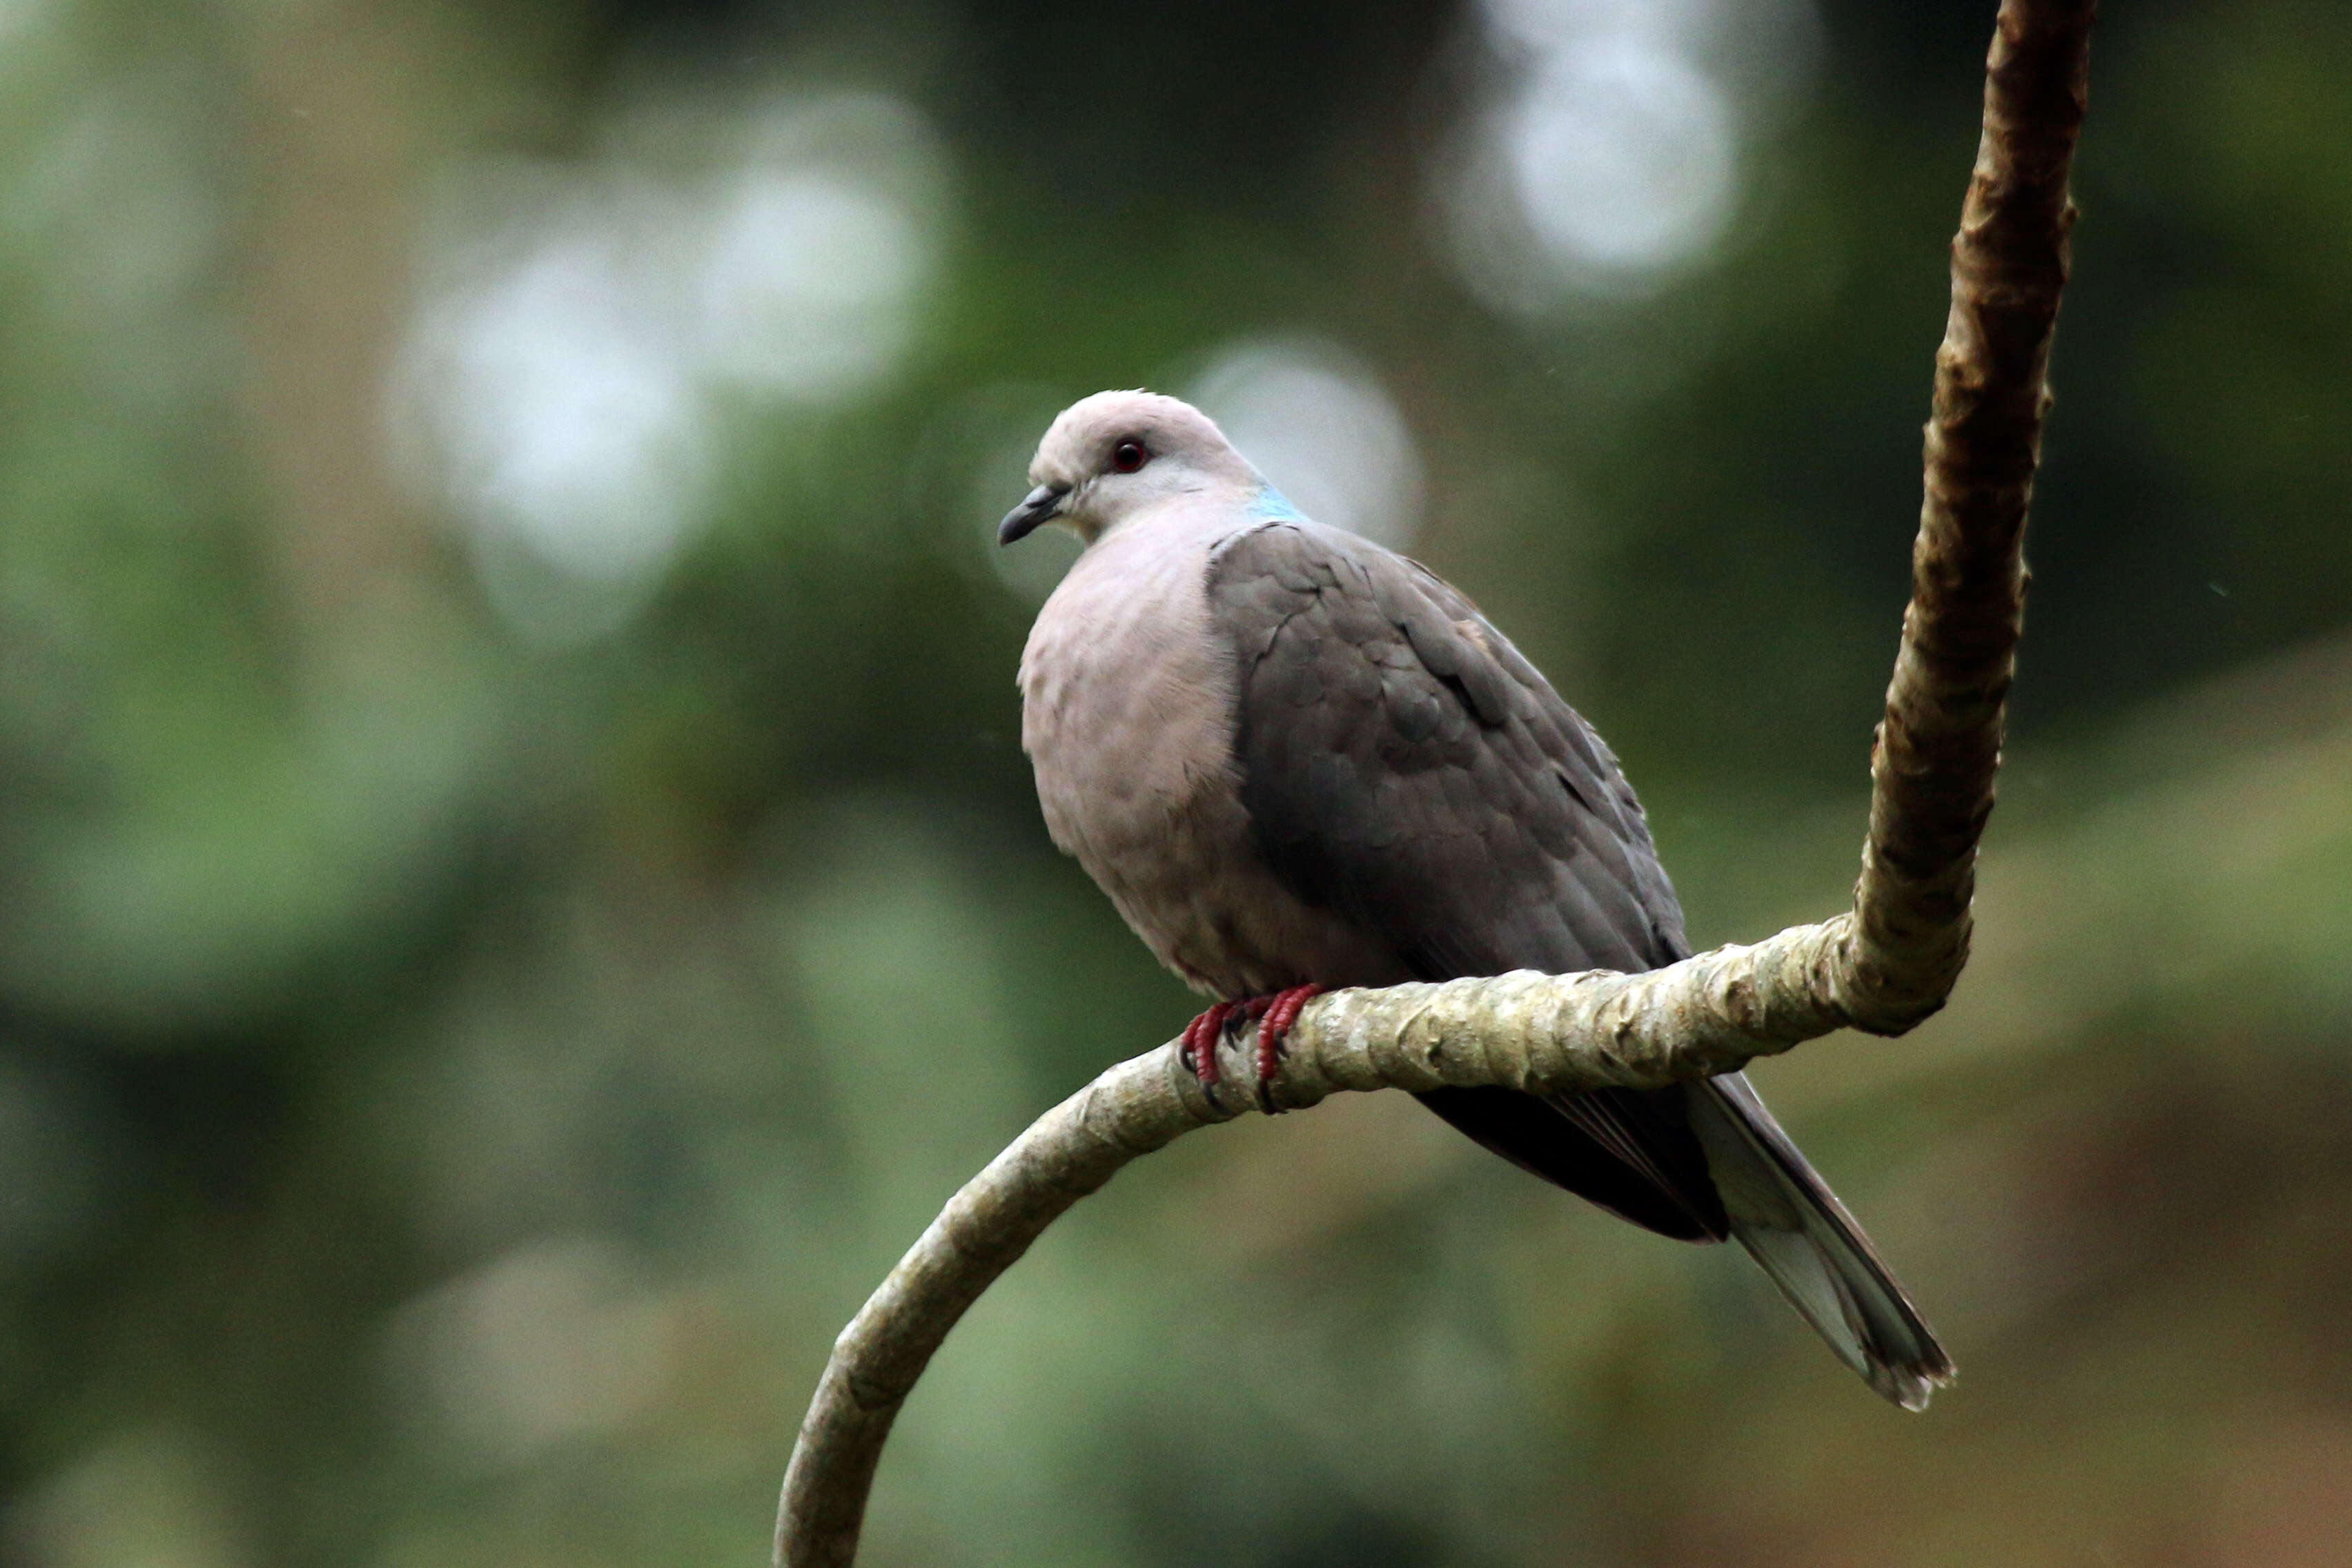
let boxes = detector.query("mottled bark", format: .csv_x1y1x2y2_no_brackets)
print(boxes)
776,1,2095,1561
1845,0,2094,1032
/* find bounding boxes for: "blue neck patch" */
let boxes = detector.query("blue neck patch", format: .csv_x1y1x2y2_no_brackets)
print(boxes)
1246,483,1305,521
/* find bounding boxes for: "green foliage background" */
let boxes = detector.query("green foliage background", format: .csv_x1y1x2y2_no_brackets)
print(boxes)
3,1,2351,1563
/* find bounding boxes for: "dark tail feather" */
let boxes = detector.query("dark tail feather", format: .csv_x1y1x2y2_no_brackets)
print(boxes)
1687,1072,1954,1410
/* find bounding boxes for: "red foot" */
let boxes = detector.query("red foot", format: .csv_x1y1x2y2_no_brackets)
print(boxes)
1243,985,1325,1086
1181,986,1326,1105
1180,1001,1243,1093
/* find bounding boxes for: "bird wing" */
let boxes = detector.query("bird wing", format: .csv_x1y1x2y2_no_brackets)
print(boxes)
1204,520,1726,1239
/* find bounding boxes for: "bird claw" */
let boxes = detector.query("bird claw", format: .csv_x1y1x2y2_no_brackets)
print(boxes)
1182,987,1324,1114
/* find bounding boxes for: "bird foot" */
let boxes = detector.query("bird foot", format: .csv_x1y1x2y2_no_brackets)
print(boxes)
1180,986,1324,1111
1240,986,1324,1090
1179,1001,1244,1107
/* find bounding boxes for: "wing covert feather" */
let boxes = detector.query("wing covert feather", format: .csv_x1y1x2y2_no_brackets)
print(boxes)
1206,521,1686,980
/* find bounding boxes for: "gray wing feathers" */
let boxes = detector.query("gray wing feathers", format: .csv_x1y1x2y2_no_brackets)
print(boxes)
1690,1074,1955,1409
1213,522,1732,1237
1209,522,1682,979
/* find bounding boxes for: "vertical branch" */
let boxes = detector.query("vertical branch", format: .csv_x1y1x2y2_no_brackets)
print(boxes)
1846,0,2097,1032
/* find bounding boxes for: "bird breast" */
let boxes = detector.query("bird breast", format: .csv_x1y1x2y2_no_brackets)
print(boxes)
1017,518,1408,999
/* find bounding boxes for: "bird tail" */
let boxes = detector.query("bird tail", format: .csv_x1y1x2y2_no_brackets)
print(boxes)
1686,1072,1954,1410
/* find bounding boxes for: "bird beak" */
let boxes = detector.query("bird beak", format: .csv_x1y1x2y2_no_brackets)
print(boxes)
998,484,1068,545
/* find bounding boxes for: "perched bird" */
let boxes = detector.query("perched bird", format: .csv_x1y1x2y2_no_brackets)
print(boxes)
1001,389,1952,1409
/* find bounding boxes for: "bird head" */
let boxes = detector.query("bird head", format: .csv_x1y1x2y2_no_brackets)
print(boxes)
998,390,1256,546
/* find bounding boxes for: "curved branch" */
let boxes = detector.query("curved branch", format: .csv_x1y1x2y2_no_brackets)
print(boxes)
776,2,2095,1562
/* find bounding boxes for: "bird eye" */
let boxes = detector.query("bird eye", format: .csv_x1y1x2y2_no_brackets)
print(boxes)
1110,439,1149,474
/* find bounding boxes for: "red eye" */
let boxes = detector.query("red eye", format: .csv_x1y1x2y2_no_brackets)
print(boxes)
1110,439,1149,473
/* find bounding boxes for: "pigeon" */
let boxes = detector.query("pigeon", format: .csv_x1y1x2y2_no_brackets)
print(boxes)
1001,389,1952,1409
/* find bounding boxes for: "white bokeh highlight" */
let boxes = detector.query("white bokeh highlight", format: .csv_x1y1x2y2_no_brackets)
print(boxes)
391,91,947,645
1435,0,1820,313
1189,339,1427,549
695,167,930,398
1503,43,1735,273
430,220,708,591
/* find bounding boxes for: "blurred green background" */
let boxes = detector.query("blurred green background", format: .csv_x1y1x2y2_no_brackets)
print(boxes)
2,0,2349,1562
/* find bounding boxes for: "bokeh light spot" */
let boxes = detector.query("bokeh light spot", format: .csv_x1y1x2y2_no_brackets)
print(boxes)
1188,338,1427,548
1433,0,1819,313
389,90,948,646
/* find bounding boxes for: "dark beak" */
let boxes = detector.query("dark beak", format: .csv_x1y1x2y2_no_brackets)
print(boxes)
997,484,1068,545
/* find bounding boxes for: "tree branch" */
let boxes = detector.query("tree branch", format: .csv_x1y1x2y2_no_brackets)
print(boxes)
775,1,2095,1561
